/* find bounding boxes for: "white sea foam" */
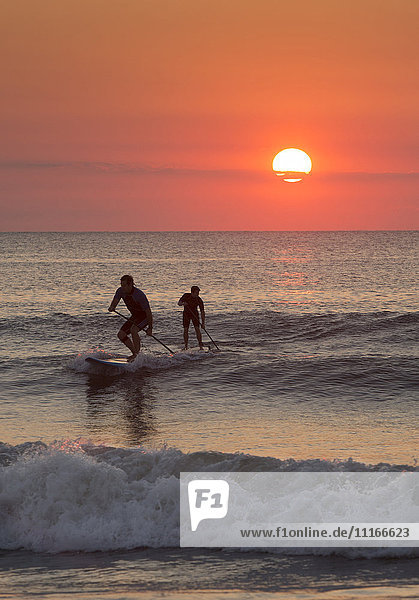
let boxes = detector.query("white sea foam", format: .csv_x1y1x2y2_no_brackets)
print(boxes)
0,444,179,552
0,441,417,556
69,348,214,374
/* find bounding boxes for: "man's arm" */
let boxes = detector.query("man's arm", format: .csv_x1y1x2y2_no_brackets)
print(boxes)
178,294,187,307
108,290,121,312
145,307,153,335
199,299,205,327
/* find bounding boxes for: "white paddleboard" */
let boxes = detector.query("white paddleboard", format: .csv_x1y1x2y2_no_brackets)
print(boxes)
85,356,132,366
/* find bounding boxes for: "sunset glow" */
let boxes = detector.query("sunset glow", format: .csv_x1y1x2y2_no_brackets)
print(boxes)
0,1,418,230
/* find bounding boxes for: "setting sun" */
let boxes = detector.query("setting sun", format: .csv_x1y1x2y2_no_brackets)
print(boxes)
272,148,312,182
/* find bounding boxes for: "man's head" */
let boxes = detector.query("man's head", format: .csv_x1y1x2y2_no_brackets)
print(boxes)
121,274,134,293
191,285,200,297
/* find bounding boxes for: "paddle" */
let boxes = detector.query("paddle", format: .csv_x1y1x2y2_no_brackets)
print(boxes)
184,304,221,351
112,309,174,354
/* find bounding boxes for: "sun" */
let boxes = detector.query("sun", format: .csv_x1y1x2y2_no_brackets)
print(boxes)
272,148,312,182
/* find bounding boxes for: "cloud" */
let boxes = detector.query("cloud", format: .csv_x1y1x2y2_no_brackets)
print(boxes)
0,160,418,181
0,160,235,176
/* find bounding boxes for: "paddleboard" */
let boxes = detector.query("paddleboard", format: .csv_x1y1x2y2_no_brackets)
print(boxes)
85,356,132,366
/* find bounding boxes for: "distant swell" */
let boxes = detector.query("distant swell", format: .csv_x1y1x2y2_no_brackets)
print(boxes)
1,309,418,339
0,441,417,556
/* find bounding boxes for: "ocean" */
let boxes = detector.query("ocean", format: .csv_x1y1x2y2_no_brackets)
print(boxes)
0,231,418,599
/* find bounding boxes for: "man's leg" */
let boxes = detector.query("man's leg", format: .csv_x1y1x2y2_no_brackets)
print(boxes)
118,329,136,356
130,325,141,355
183,326,189,350
194,323,204,349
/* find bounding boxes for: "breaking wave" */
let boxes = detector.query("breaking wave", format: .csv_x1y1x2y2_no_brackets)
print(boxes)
0,440,416,556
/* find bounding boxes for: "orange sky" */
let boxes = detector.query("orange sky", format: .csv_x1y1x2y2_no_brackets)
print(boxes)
1,0,418,230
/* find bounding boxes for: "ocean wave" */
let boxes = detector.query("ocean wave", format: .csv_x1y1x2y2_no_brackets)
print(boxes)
0,312,90,332
1,309,417,336
248,310,419,343
68,348,215,374
0,441,417,555
228,355,419,392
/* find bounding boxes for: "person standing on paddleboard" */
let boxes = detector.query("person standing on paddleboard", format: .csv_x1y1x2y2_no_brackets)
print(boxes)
178,285,205,350
108,275,153,361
